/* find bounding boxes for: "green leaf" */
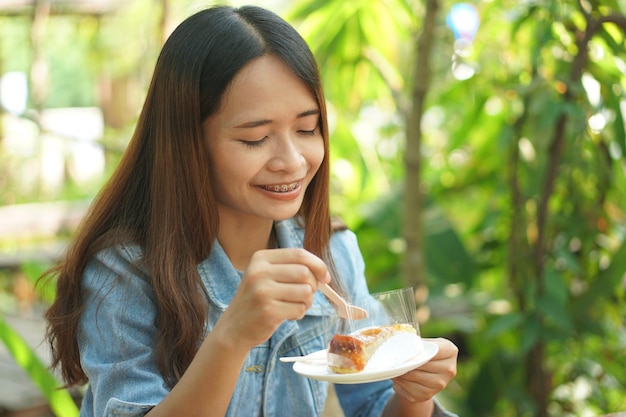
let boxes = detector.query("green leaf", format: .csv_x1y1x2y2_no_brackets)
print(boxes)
572,239,626,321
543,267,569,306
536,294,573,332
520,317,542,353
485,312,524,338
423,206,478,288
0,316,79,417
603,86,626,156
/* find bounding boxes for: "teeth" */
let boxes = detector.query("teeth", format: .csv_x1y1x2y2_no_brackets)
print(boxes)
263,181,299,193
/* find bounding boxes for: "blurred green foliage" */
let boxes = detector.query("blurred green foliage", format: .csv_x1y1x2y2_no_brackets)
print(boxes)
289,0,626,416
0,315,79,417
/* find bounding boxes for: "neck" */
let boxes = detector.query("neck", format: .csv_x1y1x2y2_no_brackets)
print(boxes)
217,218,275,271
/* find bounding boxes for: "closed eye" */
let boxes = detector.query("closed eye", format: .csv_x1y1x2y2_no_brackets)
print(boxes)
241,137,268,148
298,128,318,136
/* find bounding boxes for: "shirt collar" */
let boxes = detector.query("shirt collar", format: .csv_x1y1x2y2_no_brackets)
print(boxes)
197,218,334,316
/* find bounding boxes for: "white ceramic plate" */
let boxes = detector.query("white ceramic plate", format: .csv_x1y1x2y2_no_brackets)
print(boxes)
292,340,438,384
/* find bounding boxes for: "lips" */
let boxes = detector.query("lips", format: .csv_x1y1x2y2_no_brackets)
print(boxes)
259,180,301,193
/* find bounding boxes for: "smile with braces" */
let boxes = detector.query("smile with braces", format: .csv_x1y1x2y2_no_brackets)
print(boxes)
261,180,300,193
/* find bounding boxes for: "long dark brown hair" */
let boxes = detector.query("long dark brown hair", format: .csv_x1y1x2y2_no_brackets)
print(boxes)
42,5,336,388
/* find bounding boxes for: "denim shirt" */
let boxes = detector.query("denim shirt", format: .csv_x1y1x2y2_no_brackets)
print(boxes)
77,218,458,417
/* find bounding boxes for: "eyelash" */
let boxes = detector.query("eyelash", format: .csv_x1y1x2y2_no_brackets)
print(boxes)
243,138,267,148
241,129,318,148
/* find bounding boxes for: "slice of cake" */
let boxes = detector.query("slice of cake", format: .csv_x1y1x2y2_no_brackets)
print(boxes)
327,323,420,374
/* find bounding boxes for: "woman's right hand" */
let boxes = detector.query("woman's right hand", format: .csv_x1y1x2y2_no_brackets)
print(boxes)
215,248,331,350
150,248,330,417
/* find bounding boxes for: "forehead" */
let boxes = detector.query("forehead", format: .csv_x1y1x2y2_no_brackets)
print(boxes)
217,55,318,120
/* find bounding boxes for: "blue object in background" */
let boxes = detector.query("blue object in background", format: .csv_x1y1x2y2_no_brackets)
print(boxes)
447,3,480,41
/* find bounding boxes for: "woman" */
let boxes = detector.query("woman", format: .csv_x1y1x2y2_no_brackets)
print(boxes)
43,5,458,417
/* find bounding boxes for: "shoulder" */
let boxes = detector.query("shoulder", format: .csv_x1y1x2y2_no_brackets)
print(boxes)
89,243,146,275
330,226,361,260
329,226,367,297
83,243,152,297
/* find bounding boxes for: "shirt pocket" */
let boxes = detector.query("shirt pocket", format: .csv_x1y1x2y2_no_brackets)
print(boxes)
227,342,270,417
277,314,340,414
103,398,154,417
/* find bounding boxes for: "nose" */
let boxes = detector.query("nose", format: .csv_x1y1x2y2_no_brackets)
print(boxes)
267,134,305,172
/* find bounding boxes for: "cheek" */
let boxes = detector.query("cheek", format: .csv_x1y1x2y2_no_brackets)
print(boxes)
307,139,325,173
208,150,244,197
210,166,248,205
213,157,249,187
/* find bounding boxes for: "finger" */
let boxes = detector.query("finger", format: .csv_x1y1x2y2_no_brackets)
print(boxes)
273,299,310,321
252,297,311,322
394,368,449,391
231,282,313,322
244,263,320,302
239,262,317,317
397,357,457,386
416,338,458,375
392,369,451,403
259,263,319,286
267,281,316,305
391,361,456,403
392,381,419,403
407,357,457,377
422,338,459,360
392,379,436,404
253,248,330,283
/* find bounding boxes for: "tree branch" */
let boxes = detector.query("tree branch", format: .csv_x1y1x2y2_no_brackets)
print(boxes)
402,0,439,294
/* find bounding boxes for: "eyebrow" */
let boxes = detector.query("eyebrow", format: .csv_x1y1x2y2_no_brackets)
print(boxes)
234,109,320,128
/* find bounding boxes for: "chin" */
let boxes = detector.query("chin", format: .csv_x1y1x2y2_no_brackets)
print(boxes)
267,207,301,222
270,213,298,222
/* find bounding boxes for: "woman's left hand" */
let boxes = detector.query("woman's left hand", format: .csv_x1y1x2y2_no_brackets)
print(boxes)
391,337,458,404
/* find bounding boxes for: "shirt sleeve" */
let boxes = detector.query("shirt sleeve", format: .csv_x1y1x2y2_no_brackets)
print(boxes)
78,245,168,417
336,384,459,417
432,398,459,417
334,381,393,417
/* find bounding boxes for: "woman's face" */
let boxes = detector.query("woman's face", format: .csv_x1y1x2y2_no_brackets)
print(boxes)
203,54,324,226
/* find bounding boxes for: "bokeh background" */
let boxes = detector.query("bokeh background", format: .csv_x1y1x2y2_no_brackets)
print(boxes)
0,0,625,416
